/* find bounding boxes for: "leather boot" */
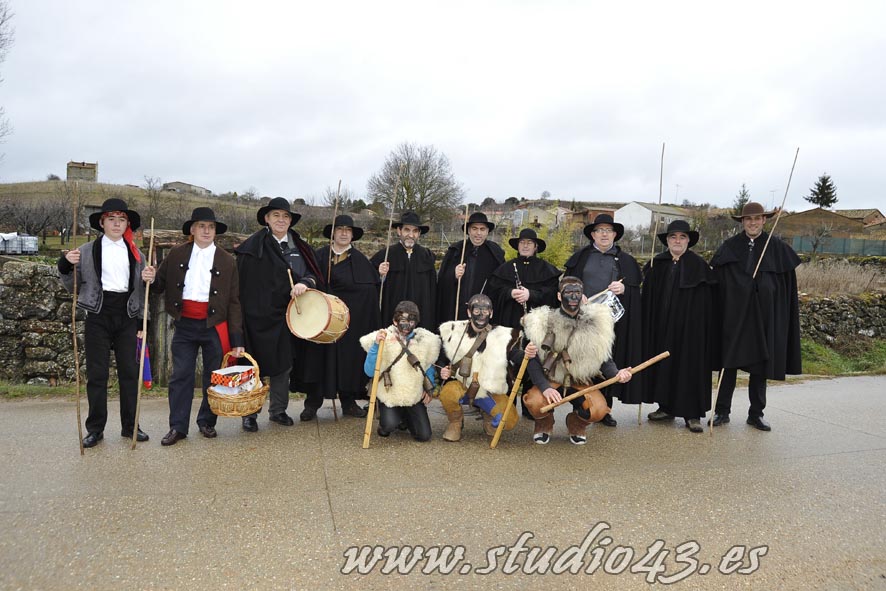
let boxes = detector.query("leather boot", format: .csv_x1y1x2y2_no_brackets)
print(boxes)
533,413,555,436
442,406,464,442
566,411,591,437
481,411,496,437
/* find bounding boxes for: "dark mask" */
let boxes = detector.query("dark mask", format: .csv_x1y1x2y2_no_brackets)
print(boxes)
395,313,418,337
469,303,492,330
560,284,583,314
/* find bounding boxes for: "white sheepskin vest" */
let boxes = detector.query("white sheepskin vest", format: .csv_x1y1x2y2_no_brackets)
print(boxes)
360,326,441,407
439,321,512,399
522,303,614,385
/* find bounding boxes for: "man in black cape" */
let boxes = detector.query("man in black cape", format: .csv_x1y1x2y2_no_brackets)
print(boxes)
710,202,801,431
299,215,381,421
437,212,504,326
486,228,560,331
564,213,646,426
235,197,322,432
641,220,716,433
371,211,437,331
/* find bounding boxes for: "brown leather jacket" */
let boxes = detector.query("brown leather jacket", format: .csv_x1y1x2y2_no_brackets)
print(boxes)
154,241,244,348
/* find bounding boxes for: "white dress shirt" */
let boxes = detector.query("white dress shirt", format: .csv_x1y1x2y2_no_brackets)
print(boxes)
100,235,130,292
182,242,216,302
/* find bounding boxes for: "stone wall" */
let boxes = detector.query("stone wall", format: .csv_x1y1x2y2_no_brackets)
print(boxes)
1,257,884,384
799,294,886,343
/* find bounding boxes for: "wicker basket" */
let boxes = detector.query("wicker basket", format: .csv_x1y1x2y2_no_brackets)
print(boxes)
207,351,269,417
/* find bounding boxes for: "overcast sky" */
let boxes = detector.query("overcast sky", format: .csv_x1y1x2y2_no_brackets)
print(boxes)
2,0,884,211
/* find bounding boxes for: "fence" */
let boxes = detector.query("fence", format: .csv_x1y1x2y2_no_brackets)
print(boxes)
791,236,886,256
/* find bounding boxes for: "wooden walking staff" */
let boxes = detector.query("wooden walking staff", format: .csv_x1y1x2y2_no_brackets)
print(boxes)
453,204,470,320
640,142,666,425
362,337,386,448
326,179,341,285
131,218,155,450
709,147,799,436
378,165,403,312
490,352,530,449
540,351,670,414
71,182,84,455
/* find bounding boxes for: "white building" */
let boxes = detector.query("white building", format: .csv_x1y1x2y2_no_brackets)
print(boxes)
615,202,691,232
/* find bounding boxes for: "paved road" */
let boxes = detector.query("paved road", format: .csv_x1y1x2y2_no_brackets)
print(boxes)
1,376,884,590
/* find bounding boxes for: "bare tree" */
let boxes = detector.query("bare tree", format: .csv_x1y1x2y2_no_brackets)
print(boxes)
366,142,464,223
0,2,14,156
809,222,834,259
321,184,358,208
143,176,165,223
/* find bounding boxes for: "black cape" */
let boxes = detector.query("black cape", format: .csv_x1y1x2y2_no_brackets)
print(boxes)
710,231,801,379
437,239,505,325
370,242,437,331
565,244,646,403
235,227,322,377
641,249,716,418
297,245,382,398
486,255,561,330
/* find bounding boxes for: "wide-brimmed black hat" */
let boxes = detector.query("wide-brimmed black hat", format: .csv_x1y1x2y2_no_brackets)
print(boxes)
182,207,227,236
465,211,495,231
731,201,776,222
583,213,624,242
89,198,141,232
509,228,546,253
392,211,429,234
323,214,364,241
657,219,698,248
256,197,301,227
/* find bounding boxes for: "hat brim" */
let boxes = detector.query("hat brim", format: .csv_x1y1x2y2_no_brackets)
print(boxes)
583,222,624,243
323,224,364,240
89,209,141,233
183,220,228,236
257,206,301,227
392,222,430,235
731,211,776,222
657,230,698,248
508,236,546,253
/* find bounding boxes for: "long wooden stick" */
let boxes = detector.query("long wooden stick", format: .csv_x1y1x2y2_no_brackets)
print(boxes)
72,181,83,455
131,218,155,449
641,144,666,424
711,147,799,434
540,351,670,414
327,179,341,285
709,369,725,436
362,337,386,448
378,166,402,312
453,204,469,320
490,353,529,449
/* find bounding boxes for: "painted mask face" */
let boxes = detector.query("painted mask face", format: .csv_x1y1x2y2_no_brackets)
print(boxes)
469,302,492,330
560,284,583,314
395,313,418,336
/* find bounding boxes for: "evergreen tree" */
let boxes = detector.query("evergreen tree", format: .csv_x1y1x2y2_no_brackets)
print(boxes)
732,183,751,216
804,174,838,208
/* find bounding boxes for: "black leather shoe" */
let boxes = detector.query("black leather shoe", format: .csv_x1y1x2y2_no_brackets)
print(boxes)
600,414,618,427
342,404,368,418
198,424,217,438
82,432,103,448
376,426,391,437
299,407,318,422
242,416,258,432
747,416,771,431
712,414,730,426
161,429,187,446
269,412,295,426
121,428,149,442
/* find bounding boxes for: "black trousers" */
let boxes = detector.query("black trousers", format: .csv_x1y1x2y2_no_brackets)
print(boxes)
716,368,767,418
246,368,290,419
168,317,223,433
378,401,432,442
304,389,361,410
84,292,139,434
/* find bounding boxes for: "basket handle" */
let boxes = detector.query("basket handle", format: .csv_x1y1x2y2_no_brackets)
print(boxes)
220,350,261,378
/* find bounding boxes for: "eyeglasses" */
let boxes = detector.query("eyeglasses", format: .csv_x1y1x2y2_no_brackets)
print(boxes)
593,228,615,235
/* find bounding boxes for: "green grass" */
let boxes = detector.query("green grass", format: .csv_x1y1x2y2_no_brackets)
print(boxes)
801,337,886,375
0,382,168,400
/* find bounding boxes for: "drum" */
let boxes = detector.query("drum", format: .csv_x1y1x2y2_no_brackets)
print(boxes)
286,289,350,344
588,290,625,322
